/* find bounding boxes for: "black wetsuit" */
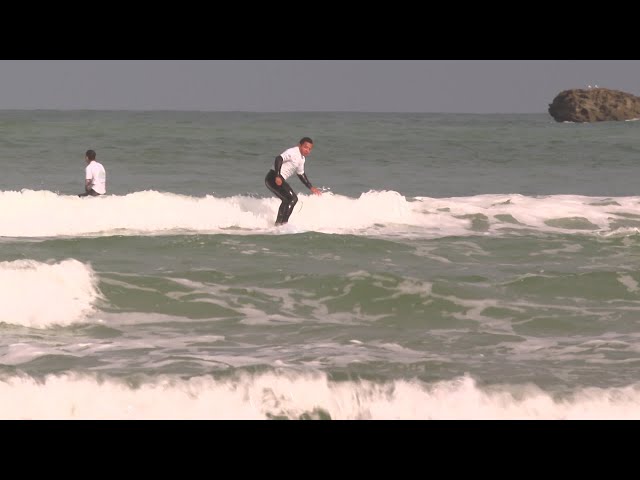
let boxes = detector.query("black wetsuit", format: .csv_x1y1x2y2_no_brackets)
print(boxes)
265,155,313,225
78,188,101,198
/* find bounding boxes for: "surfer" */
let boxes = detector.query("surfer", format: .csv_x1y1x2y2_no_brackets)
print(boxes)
78,149,107,197
264,137,322,226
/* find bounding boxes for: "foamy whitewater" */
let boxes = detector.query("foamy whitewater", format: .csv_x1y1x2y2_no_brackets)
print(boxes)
2,110,640,419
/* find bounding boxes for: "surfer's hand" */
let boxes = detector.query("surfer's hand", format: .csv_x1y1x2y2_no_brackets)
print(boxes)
310,187,322,196
275,176,283,186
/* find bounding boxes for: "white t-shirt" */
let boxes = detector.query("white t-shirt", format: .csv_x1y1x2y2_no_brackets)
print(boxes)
86,160,107,194
278,146,305,180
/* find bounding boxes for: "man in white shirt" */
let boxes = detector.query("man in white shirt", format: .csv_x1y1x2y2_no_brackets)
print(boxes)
264,137,322,226
78,149,107,197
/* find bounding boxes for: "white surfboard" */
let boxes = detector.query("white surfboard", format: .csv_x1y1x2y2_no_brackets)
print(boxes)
276,223,306,234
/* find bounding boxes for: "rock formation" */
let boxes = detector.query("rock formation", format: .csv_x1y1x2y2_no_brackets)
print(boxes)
548,87,640,123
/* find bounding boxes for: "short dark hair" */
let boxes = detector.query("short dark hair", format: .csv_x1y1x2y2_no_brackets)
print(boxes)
299,137,313,145
85,149,96,160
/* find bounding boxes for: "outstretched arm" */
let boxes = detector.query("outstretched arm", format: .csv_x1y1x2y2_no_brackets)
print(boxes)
297,173,322,196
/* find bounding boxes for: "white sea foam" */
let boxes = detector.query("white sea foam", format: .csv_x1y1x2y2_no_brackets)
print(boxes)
2,372,640,419
3,189,640,238
0,259,102,327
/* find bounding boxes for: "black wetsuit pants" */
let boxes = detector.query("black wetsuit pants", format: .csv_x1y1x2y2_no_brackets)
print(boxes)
78,189,101,198
265,169,298,225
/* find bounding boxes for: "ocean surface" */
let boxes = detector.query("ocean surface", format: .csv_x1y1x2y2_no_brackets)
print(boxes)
2,110,640,419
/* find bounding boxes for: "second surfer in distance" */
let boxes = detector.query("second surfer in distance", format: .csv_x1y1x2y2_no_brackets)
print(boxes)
78,149,107,197
264,136,322,226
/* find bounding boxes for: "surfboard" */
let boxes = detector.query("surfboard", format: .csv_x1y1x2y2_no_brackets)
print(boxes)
276,223,306,234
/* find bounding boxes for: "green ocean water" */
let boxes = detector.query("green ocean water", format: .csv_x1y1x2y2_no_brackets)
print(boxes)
1,111,640,419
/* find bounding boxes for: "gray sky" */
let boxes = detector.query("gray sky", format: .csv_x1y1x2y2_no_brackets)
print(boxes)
0,60,637,113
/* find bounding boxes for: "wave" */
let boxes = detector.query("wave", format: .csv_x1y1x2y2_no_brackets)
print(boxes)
0,259,102,327
2,189,640,238
1,372,639,419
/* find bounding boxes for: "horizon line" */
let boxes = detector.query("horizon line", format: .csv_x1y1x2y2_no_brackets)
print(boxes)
0,108,549,114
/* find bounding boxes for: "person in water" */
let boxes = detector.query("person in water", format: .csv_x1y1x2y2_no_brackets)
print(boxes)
78,149,106,197
264,137,322,226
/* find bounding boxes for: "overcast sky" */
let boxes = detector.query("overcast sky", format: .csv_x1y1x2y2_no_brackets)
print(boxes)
0,60,637,113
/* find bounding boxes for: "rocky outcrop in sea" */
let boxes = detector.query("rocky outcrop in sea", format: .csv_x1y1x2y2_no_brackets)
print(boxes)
548,88,640,123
